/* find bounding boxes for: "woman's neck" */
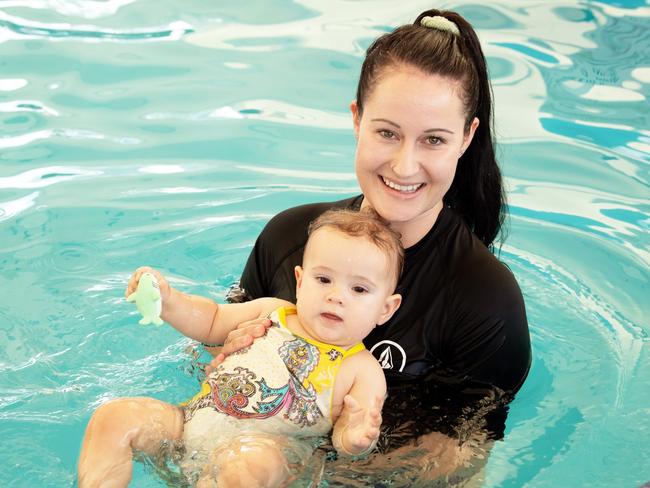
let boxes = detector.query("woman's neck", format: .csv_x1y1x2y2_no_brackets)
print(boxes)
395,204,443,248
361,199,443,249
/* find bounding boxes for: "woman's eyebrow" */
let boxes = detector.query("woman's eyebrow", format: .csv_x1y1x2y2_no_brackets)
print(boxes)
371,118,454,134
371,118,400,128
423,127,454,135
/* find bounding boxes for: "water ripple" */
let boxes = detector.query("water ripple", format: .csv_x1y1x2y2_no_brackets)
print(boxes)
48,241,99,275
0,0,138,20
509,178,649,238
0,165,103,189
0,78,28,91
145,99,351,130
0,1,648,486
0,99,60,115
0,10,193,42
0,191,38,221
504,244,645,407
0,128,140,148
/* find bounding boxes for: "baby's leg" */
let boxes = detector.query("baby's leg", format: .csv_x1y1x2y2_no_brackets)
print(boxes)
197,435,290,488
78,397,183,488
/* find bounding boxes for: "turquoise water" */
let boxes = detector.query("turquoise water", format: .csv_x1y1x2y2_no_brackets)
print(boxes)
0,1,648,486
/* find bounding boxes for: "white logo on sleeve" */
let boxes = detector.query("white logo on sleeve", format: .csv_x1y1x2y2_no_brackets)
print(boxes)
370,340,406,372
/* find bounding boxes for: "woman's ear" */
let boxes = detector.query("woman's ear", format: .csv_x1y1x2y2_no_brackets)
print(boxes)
350,100,360,139
461,116,480,154
377,293,402,326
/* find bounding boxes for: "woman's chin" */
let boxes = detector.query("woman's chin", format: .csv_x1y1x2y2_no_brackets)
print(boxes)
371,201,429,225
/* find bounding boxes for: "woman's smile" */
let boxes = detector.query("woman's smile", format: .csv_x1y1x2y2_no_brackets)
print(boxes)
380,176,425,194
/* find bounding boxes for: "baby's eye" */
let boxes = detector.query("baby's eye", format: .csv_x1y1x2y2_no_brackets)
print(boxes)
378,129,396,139
352,286,368,294
316,276,331,284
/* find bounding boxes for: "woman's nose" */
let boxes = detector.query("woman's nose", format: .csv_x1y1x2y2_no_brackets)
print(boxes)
391,143,419,178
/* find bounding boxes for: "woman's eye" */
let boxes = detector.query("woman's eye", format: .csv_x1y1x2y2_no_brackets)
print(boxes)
426,136,443,146
316,276,330,284
352,286,368,294
378,129,396,139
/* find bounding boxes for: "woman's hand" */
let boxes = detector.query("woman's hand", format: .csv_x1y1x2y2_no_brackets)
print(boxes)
338,394,383,455
205,317,273,374
125,266,171,301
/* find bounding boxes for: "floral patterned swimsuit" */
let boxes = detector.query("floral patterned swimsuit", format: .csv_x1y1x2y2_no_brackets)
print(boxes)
181,306,365,461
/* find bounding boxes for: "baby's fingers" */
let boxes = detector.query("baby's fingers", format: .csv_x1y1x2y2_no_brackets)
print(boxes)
366,407,382,427
343,394,364,414
363,426,381,442
125,266,152,298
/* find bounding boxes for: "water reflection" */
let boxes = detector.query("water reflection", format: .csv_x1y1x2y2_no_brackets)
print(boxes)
0,1,648,487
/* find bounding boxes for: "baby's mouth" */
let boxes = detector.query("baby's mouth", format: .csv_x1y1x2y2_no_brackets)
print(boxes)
321,312,342,322
381,176,424,193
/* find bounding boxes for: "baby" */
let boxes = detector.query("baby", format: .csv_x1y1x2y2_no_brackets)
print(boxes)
78,208,403,488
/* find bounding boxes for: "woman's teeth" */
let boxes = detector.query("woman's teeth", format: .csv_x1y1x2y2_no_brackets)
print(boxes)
382,177,423,193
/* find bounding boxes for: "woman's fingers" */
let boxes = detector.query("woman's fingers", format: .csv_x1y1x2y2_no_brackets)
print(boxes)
222,318,272,346
204,334,258,374
205,353,226,376
204,318,273,375
233,317,273,334
220,333,255,356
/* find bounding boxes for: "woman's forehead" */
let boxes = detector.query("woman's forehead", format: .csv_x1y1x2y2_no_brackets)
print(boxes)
364,66,465,114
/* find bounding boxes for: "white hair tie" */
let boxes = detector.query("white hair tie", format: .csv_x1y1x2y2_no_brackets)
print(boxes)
420,15,460,36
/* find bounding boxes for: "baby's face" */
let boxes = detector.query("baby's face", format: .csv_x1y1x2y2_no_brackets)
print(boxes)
294,227,400,348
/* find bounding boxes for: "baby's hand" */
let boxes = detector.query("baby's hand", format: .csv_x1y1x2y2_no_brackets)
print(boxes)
340,394,383,455
125,267,171,301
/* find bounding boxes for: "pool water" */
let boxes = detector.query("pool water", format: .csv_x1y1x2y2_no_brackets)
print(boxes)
0,1,648,486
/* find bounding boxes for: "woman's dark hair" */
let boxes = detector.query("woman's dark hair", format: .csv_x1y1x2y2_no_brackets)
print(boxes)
355,9,506,249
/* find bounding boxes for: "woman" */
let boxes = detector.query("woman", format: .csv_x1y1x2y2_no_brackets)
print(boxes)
215,7,531,478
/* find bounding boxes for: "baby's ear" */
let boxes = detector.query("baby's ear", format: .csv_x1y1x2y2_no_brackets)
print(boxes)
377,293,402,325
294,266,304,290
350,100,360,139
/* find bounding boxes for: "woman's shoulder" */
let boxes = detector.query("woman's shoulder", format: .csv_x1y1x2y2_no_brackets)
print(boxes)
438,207,519,290
408,207,524,319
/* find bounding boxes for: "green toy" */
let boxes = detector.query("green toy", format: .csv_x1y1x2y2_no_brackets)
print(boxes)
126,272,163,325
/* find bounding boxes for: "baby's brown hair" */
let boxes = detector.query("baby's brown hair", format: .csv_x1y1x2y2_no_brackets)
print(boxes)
307,207,404,289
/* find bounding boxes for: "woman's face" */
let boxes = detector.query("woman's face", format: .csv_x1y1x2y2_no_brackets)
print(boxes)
351,64,478,247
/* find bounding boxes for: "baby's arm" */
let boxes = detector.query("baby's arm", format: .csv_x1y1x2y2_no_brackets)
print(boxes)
126,267,286,344
332,352,386,457
167,294,284,345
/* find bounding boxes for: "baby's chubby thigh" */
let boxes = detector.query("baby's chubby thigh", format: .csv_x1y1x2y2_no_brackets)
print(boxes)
183,411,313,487
199,434,290,488
99,397,184,453
78,397,184,487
